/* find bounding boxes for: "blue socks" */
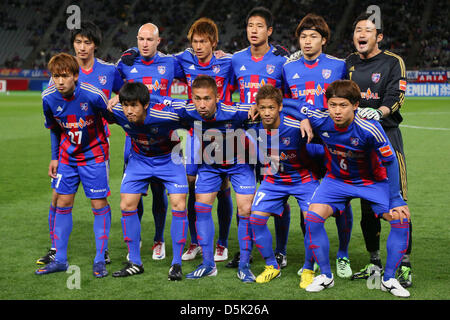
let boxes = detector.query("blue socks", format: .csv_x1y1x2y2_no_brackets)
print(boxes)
121,209,142,266
305,211,331,277
171,210,188,266
335,204,353,259
54,206,73,264
195,202,215,266
92,205,111,263
48,204,56,249
384,219,410,281
238,214,253,268
250,214,278,268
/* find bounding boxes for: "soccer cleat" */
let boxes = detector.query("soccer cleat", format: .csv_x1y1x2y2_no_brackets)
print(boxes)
305,274,335,292
35,260,69,275
152,241,166,260
226,252,253,268
168,264,183,281
351,259,383,280
36,248,56,265
237,263,256,283
381,277,410,298
255,265,281,284
275,252,287,269
104,250,111,264
214,244,228,262
112,262,144,277
396,263,412,288
299,269,315,289
298,262,320,276
336,257,352,279
182,243,202,261
93,261,108,278
185,264,217,279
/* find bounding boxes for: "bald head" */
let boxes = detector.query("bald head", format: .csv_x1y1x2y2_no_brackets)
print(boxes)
137,23,160,58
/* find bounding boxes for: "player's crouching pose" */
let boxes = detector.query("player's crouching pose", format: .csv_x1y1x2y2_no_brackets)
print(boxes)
288,80,411,297
36,53,112,278
108,82,188,281
250,85,320,284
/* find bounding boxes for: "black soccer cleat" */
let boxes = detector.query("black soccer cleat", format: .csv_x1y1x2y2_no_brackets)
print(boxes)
36,248,56,265
226,252,253,268
168,264,183,281
112,262,144,277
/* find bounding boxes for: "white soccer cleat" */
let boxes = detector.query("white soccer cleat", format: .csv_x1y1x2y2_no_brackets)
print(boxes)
182,243,202,261
152,241,166,260
381,277,411,298
336,257,352,278
305,274,335,292
214,244,228,262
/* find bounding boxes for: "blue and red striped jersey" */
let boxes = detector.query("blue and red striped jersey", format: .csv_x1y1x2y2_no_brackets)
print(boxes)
232,45,287,103
304,107,396,185
79,58,124,99
282,53,347,108
116,51,184,96
174,48,234,102
255,113,320,185
42,82,110,166
110,100,181,158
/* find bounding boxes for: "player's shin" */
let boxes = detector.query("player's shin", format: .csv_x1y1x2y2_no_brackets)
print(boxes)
217,187,233,247
121,209,142,266
151,182,168,243
92,205,111,263
238,214,253,268
54,206,73,263
250,214,278,268
305,211,332,277
48,204,56,249
195,202,215,266
171,210,188,265
274,203,290,255
335,204,353,259
384,219,410,281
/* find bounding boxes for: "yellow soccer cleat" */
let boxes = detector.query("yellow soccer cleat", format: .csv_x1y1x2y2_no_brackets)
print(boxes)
256,265,281,283
299,269,315,289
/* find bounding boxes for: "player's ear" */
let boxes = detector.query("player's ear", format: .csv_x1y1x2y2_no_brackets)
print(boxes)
376,33,383,44
279,103,283,112
143,103,149,110
73,73,79,82
353,101,359,110
267,26,273,37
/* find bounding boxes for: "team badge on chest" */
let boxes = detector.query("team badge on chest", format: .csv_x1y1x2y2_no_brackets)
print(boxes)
98,75,107,85
371,73,381,83
266,64,275,74
322,69,332,79
158,66,166,75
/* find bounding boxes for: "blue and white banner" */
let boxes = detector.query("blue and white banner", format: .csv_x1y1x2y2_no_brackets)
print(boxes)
405,83,450,97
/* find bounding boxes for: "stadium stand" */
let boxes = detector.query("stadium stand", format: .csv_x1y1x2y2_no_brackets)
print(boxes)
0,0,448,69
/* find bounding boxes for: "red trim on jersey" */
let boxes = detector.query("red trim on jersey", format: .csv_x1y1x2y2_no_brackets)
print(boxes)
334,123,350,132
80,67,94,75
304,60,319,69
251,56,264,63
141,58,155,66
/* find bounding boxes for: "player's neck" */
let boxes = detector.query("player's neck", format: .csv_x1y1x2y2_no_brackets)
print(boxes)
359,47,381,60
250,42,270,59
303,51,322,62
77,56,95,71
197,53,213,65
263,117,280,130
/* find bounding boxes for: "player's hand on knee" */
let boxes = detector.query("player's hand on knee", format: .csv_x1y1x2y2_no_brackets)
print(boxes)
386,205,410,223
357,107,383,121
120,47,139,66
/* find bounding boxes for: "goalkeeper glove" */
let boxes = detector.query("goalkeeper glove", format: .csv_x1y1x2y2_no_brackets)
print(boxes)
272,44,290,57
120,47,139,66
357,107,383,121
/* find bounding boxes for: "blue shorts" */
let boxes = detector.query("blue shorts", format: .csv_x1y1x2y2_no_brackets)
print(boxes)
310,176,390,217
195,164,256,195
51,161,110,199
251,180,319,215
121,152,188,195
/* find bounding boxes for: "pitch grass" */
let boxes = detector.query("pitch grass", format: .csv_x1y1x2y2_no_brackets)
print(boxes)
0,92,449,301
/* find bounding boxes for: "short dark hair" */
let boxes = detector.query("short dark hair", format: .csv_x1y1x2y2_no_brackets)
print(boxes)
246,6,273,28
70,21,102,48
352,12,383,35
295,13,331,45
119,82,150,107
192,75,218,95
255,85,282,106
325,80,361,105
